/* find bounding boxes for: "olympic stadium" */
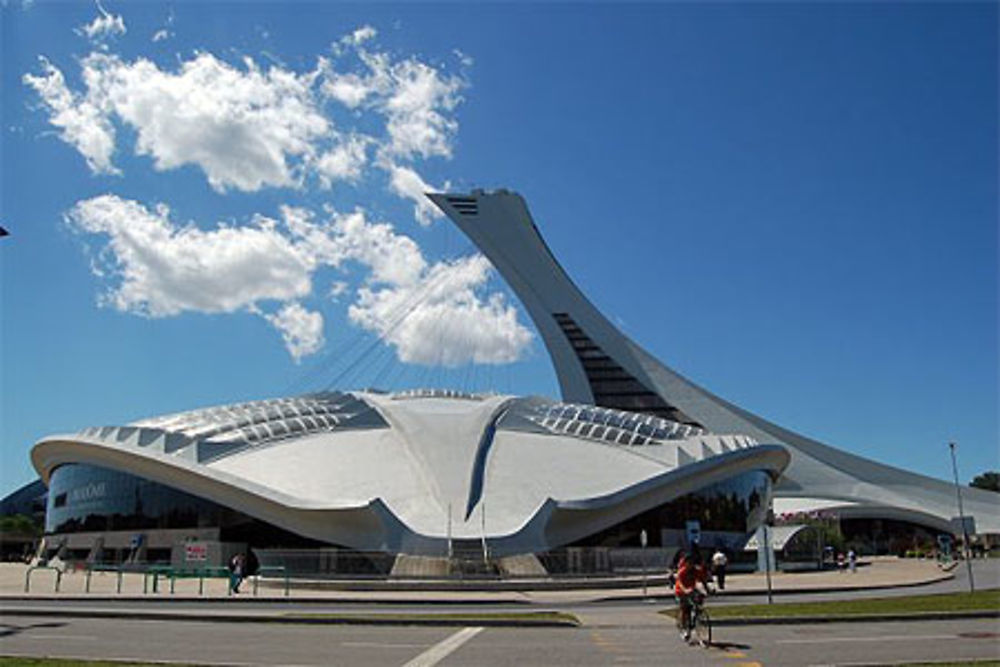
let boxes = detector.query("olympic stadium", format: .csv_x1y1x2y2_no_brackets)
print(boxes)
7,189,999,574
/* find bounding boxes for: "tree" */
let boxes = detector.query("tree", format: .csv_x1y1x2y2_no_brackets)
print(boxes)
0,514,42,537
970,471,1000,493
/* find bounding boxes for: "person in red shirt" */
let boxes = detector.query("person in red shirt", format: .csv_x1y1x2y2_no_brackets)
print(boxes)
674,545,710,640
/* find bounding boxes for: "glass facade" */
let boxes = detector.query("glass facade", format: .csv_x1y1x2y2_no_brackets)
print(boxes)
45,463,328,552
568,469,773,548
46,463,233,534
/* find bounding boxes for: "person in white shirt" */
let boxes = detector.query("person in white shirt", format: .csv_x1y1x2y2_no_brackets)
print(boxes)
711,548,729,590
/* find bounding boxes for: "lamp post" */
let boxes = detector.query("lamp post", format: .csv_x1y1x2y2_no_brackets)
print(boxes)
639,529,649,600
948,441,975,593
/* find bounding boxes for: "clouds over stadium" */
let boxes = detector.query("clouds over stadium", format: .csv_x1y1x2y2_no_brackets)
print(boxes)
25,11,532,365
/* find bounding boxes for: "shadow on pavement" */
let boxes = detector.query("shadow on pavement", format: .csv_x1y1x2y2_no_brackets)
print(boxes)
708,640,752,651
0,620,68,638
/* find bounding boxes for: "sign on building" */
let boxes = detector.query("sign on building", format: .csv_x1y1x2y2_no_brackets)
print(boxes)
185,542,208,562
685,520,701,546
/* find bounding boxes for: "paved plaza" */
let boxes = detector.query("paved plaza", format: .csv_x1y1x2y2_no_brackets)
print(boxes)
2,559,997,666
4,557,958,603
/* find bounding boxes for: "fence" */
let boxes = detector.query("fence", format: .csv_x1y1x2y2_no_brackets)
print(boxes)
23,563,288,596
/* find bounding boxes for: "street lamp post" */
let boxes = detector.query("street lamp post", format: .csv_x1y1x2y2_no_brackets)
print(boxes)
948,441,975,593
640,529,648,600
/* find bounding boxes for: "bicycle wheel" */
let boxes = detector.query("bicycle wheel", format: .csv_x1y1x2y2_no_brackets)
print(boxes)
693,608,711,647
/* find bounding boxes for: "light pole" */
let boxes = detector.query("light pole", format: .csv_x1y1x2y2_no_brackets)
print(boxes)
948,441,975,593
640,529,648,600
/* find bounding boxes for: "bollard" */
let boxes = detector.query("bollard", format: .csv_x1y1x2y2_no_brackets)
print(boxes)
25,566,63,594
116,569,123,594
85,568,92,593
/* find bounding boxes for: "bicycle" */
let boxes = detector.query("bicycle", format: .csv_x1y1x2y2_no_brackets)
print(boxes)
675,589,712,647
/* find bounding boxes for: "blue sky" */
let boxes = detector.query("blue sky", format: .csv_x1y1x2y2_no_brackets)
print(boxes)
1,1,996,496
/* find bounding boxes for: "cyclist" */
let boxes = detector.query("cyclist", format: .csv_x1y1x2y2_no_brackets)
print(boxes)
674,545,711,641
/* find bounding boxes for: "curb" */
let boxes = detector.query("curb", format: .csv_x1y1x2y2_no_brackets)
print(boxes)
0,606,580,628
0,594,529,606
710,610,1000,626
2,572,954,605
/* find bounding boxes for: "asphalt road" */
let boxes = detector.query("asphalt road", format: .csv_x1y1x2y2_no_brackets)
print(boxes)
1,613,998,666
1,560,997,666
3,559,997,618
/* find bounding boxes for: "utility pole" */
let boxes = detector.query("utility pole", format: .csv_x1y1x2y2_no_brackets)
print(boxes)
763,523,774,604
949,441,975,593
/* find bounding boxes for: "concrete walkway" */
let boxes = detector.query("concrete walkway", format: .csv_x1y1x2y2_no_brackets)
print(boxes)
1,557,955,604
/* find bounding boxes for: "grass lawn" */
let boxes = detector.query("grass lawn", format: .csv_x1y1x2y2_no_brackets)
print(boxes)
661,588,1000,620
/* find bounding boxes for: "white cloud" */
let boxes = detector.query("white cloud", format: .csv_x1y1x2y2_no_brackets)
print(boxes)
386,163,445,226
346,25,377,46
348,255,532,366
280,205,426,287
26,25,468,223
22,57,118,174
66,195,313,317
382,58,462,161
66,195,531,364
320,70,372,108
315,134,369,187
64,195,530,364
262,302,325,362
84,52,329,191
32,22,530,366
320,47,465,162
151,29,171,42
79,2,126,42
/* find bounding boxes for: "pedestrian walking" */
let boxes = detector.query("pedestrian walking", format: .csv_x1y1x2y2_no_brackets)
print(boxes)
711,548,728,590
228,552,246,594
848,548,857,574
836,551,845,572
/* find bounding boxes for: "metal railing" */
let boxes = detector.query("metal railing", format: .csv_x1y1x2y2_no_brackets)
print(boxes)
24,562,290,597
251,566,289,597
24,565,62,593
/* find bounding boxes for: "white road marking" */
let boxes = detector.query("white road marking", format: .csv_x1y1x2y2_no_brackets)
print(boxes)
401,626,484,667
779,634,958,644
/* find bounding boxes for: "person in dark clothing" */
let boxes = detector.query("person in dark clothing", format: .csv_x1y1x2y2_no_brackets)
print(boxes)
228,552,246,594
